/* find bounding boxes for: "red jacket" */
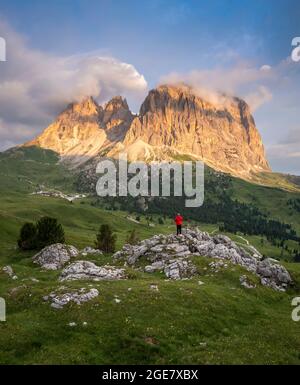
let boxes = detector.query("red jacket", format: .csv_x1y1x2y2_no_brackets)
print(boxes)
175,215,183,225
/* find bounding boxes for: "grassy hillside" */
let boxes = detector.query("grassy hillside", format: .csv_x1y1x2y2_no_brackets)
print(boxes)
0,146,75,194
230,176,300,235
0,146,300,364
249,171,300,192
0,146,299,260
1,234,300,364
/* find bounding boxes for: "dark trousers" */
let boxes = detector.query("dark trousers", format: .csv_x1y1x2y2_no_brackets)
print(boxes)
176,224,182,235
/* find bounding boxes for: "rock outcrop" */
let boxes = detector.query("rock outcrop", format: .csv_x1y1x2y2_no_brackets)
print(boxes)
33,243,79,270
24,84,270,178
44,288,99,309
113,228,291,291
59,260,126,281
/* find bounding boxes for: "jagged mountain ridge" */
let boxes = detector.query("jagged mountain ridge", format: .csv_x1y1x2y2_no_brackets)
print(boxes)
25,84,270,177
26,96,134,166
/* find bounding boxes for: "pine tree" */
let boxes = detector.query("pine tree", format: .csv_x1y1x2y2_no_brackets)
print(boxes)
36,217,65,248
95,224,117,253
126,229,140,245
18,222,37,250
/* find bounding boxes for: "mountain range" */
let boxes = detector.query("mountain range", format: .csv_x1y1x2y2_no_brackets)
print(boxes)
25,84,270,179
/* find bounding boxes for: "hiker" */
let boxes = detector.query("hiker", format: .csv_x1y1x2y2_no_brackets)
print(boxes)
175,213,183,235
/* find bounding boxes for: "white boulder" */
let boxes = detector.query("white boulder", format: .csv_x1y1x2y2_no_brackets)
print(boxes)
33,243,79,270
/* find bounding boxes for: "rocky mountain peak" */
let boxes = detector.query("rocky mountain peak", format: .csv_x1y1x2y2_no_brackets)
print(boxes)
24,84,270,178
139,83,192,115
104,96,129,112
103,96,134,130
63,96,102,119
121,84,270,175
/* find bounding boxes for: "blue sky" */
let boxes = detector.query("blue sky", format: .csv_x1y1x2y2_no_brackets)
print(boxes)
0,0,299,174
1,0,299,79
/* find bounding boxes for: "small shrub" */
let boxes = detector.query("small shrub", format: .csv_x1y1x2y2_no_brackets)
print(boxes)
18,222,37,250
126,229,140,245
95,224,117,253
36,216,65,248
18,216,65,250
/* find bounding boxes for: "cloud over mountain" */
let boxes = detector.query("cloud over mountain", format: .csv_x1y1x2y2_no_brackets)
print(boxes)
160,62,274,111
0,21,147,150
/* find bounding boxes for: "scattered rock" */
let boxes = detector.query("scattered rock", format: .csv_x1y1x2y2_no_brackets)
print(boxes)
209,260,228,271
149,284,159,292
240,275,256,289
3,265,13,276
2,265,18,280
9,285,28,298
144,336,159,345
81,246,103,256
59,260,126,281
46,288,99,309
33,243,79,270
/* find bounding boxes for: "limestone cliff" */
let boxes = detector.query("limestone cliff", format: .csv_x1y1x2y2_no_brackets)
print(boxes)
25,84,270,176
26,96,134,166
118,85,270,176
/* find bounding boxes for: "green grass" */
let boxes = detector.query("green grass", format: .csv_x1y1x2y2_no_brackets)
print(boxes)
1,250,300,364
250,171,300,192
1,146,300,364
0,146,75,194
230,176,300,235
0,190,299,364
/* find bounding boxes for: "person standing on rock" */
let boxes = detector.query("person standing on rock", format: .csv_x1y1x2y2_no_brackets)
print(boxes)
175,213,183,235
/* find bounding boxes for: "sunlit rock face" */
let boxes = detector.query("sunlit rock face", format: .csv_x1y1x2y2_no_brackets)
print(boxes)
25,96,134,166
121,85,270,175
24,84,270,177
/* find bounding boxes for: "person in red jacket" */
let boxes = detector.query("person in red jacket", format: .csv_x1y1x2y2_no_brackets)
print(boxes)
175,213,183,235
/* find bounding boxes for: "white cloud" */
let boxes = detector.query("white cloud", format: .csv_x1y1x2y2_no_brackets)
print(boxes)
160,62,274,111
0,20,148,150
244,86,273,111
161,58,300,175
260,64,272,72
